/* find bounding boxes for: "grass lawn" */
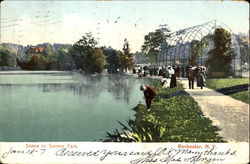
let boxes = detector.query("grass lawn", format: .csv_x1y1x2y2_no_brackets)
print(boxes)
230,91,249,104
206,78,249,104
206,78,249,90
106,81,224,142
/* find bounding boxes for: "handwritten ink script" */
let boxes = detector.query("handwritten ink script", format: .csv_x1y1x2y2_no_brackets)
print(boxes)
0,143,243,164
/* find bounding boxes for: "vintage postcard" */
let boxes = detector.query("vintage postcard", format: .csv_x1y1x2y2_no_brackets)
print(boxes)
0,0,249,164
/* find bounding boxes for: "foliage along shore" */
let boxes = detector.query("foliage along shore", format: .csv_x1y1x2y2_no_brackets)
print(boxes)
0,33,134,74
105,80,225,142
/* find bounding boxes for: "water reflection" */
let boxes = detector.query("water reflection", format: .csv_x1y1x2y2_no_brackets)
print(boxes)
0,72,152,107
0,71,153,141
38,74,140,104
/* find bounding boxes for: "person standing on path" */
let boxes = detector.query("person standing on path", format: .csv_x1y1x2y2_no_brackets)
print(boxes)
187,66,196,89
140,85,157,110
197,67,206,89
175,65,180,79
167,66,177,88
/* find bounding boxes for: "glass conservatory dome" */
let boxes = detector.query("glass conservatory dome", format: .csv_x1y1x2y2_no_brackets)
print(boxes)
157,20,241,76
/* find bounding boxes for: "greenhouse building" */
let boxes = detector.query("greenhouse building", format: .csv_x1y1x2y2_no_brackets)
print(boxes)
156,20,242,77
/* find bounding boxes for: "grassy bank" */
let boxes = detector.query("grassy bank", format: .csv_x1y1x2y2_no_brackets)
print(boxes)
106,80,224,142
230,91,249,104
206,78,249,104
206,78,249,89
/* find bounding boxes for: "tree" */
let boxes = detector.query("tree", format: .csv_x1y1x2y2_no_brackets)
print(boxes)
71,32,97,70
74,32,97,49
28,54,47,70
0,45,17,67
71,33,107,73
189,35,213,66
122,39,135,70
56,48,75,70
206,28,233,76
236,34,249,65
141,30,165,62
102,46,123,74
84,47,107,73
44,44,58,70
189,40,201,66
20,46,35,63
43,44,53,58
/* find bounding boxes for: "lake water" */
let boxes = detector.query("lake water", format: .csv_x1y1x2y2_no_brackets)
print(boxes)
0,71,152,141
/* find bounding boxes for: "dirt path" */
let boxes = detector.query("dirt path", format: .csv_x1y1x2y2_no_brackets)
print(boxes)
181,79,249,143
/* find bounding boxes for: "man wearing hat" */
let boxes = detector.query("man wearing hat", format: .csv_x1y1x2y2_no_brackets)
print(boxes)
140,85,157,110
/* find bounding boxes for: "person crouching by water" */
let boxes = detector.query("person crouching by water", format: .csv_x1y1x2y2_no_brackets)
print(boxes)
140,85,157,111
167,66,177,88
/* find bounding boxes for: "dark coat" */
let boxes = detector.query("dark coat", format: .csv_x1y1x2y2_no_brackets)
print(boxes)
187,69,196,80
197,70,206,87
170,74,177,88
144,86,157,99
175,67,180,78
143,86,157,109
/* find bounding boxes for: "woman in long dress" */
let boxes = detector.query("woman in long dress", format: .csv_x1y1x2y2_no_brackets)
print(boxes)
197,67,206,89
167,66,177,88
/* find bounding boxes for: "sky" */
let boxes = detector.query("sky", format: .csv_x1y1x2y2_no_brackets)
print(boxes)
0,1,249,52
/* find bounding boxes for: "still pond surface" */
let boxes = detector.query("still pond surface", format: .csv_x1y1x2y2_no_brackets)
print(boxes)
0,71,152,141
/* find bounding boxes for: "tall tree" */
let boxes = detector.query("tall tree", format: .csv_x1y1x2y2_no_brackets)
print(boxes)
122,39,134,70
141,30,165,62
206,28,233,76
102,46,123,74
71,33,107,73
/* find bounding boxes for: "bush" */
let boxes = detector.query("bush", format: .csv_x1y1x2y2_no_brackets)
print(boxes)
0,46,17,67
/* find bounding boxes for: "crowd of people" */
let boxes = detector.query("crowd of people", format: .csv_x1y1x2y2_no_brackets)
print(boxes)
133,64,206,89
137,64,207,110
132,65,183,80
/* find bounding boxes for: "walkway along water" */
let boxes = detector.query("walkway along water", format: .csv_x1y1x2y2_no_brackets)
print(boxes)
181,79,249,143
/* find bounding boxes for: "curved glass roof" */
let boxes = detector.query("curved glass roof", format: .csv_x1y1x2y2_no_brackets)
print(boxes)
157,20,241,76
162,20,238,46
